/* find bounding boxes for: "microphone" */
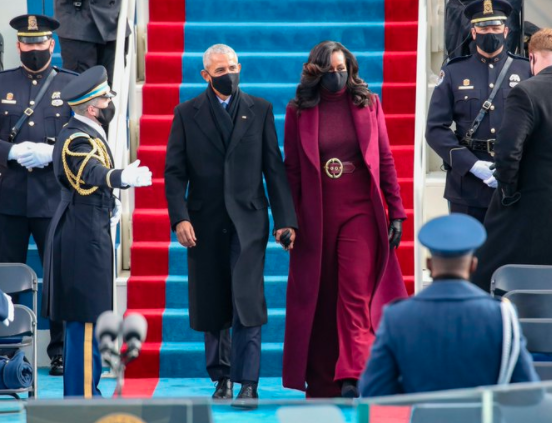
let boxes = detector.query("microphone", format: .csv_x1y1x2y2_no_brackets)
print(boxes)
122,313,148,361
95,311,122,366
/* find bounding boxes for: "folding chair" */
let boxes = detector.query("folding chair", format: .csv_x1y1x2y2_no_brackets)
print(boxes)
409,403,502,423
504,290,552,319
491,265,552,298
518,320,552,381
0,264,38,398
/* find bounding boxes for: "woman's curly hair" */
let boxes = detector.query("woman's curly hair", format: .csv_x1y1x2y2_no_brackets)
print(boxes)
290,40,373,111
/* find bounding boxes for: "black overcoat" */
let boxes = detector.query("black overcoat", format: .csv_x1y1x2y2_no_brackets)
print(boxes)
165,89,297,332
42,117,125,322
472,66,552,292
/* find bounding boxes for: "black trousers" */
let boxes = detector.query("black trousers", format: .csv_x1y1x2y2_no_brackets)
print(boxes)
0,214,64,358
204,231,262,384
449,202,488,225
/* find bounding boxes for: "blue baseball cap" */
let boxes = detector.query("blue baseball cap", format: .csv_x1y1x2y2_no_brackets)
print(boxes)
418,214,487,257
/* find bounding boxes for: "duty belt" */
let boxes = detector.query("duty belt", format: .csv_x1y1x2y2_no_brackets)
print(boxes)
460,138,496,155
61,190,115,209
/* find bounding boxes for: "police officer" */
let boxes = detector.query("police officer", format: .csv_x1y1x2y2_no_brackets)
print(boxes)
426,0,531,223
359,214,539,396
42,66,151,397
0,14,78,376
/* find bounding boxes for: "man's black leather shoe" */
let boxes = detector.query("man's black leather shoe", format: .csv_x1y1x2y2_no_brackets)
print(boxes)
49,355,64,376
212,378,233,400
341,379,359,398
231,382,259,409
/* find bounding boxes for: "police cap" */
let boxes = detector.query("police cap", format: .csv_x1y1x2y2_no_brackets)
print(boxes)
62,66,116,107
464,0,512,27
9,14,59,44
418,214,487,257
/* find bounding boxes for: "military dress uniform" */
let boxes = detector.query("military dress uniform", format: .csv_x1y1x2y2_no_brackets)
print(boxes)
0,14,78,372
359,214,539,397
426,0,531,223
42,66,126,397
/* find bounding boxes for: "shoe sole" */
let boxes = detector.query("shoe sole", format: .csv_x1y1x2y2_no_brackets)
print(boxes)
231,400,258,410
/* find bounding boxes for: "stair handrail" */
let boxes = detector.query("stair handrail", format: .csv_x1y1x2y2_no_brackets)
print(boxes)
108,0,138,313
413,0,430,293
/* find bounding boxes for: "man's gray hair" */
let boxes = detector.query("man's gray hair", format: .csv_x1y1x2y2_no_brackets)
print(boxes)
203,44,238,69
72,97,100,117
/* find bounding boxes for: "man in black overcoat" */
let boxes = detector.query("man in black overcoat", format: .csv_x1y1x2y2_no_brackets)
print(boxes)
164,44,297,407
42,66,152,397
472,29,552,291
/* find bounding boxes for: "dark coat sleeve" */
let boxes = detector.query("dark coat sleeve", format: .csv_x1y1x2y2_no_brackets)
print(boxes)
262,103,298,231
66,136,124,189
0,140,13,168
283,105,301,213
164,106,190,230
375,96,407,220
359,308,402,397
494,85,535,188
426,67,479,176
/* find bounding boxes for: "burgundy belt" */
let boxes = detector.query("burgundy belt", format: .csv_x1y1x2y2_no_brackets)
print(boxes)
322,158,362,179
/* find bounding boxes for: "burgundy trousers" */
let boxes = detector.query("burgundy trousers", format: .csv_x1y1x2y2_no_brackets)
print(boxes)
306,164,378,398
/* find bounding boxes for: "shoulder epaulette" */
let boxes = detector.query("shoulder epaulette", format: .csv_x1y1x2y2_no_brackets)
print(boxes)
0,67,20,76
53,66,79,76
507,52,529,61
446,55,472,66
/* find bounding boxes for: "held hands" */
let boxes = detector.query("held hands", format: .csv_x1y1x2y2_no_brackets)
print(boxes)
2,293,14,327
388,219,403,249
176,220,197,248
275,228,296,251
470,161,497,188
110,198,122,227
121,160,153,187
9,142,53,169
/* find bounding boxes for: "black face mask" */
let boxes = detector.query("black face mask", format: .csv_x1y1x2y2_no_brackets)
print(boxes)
475,32,505,54
21,48,51,72
94,101,116,126
321,71,348,93
209,72,240,96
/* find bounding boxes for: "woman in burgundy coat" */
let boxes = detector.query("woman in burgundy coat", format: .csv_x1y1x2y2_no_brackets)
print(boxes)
282,41,408,398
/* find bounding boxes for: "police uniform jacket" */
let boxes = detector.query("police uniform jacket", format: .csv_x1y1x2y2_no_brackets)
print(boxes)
165,89,297,332
426,50,530,208
359,280,538,396
0,66,76,217
55,0,129,44
473,66,552,291
42,116,125,323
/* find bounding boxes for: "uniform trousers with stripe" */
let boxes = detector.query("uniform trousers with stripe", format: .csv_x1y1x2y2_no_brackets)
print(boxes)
64,321,102,397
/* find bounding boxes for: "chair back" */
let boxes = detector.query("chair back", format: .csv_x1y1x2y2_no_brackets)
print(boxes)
0,306,34,339
504,291,552,319
409,402,502,423
0,264,37,295
491,265,552,297
519,320,552,353
277,405,345,423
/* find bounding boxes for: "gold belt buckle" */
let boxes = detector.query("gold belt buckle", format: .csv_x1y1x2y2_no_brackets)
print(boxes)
324,158,343,179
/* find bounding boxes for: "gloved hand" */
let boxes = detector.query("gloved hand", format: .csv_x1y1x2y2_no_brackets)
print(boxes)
484,175,498,188
469,160,494,182
388,219,403,249
121,160,152,187
110,198,122,227
7,141,34,161
17,142,54,169
2,293,14,327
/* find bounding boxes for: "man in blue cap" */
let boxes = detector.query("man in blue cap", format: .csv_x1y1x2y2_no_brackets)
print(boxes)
42,65,152,397
359,214,538,397
426,0,530,224
0,14,80,376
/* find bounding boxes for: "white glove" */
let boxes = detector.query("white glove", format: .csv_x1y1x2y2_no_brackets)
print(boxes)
121,160,152,187
484,175,498,188
17,143,54,169
469,160,494,182
111,198,122,227
7,141,34,161
2,293,14,327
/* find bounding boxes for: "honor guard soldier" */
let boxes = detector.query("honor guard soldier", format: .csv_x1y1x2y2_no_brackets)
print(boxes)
360,214,539,396
42,66,152,397
425,0,531,223
0,14,79,376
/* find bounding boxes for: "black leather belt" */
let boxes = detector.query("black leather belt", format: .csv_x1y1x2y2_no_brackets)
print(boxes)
460,138,496,155
61,191,115,209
